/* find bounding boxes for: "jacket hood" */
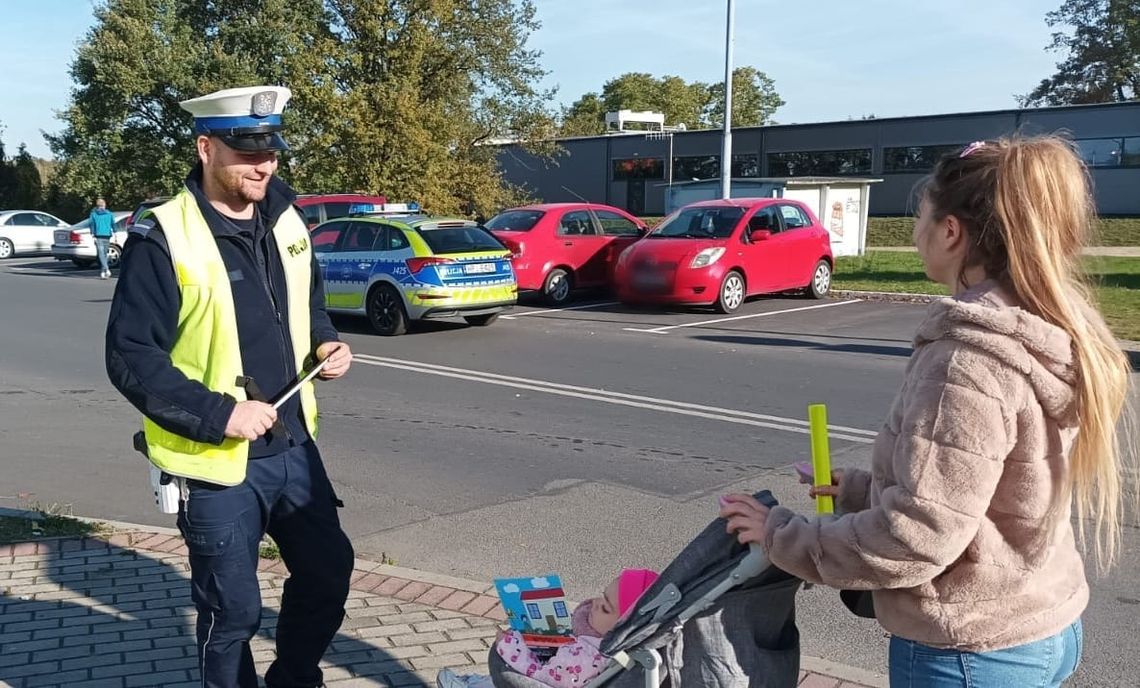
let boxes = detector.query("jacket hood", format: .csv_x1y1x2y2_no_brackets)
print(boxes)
92,208,113,215
915,279,1078,423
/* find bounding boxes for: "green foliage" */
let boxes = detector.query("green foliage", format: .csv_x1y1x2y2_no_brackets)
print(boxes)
48,0,557,218
867,216,1140,247
560,67,784,135
834,251,1140,340
1020,0,1140,106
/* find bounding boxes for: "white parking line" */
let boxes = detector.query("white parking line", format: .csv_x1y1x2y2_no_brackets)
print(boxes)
622,300,862,334
352,353,877,443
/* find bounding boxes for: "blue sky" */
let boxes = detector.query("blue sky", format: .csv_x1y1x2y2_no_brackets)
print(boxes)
1,0,1063,159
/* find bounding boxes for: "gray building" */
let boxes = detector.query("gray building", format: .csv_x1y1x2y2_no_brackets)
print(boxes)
495,101,1140,217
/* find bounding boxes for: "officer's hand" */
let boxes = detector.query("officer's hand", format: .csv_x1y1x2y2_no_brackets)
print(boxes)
316,341,352,380
224,401,278,441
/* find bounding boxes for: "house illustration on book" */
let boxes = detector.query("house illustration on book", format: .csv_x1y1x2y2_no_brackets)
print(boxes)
521,586,570,632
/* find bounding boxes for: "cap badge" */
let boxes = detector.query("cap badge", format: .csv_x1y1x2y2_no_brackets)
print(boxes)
251,91,277,117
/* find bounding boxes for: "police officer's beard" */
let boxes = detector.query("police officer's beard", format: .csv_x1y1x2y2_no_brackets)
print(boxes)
208,164,268,205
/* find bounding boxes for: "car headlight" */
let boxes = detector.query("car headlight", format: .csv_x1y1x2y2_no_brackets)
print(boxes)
689,247,725,269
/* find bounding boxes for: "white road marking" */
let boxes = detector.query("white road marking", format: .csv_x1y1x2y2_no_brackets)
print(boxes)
501,301,621,319
352,353,877,444
622,300,862,334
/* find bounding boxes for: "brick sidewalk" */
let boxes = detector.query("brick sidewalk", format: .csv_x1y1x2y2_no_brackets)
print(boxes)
0,530,882,688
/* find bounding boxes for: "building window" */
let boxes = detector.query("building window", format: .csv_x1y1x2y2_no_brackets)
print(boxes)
526,603,542,621
1119,137,1140,167
671,154,760,181
1076,138,1123,168
673,155,719,181
553,601,569,618
732,153,760,177
767,149,872,177
882,144,962,172
613,157,664,180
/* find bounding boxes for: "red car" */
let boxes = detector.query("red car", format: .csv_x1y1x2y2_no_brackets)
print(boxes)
296,193,388,228
486,203,649,305
614,198,833,313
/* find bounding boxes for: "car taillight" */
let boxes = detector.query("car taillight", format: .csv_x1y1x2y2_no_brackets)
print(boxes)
405,256,455,274
69,232,83,244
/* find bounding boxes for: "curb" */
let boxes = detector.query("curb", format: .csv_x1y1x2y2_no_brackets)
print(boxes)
831,289,940,304
1,514,888,688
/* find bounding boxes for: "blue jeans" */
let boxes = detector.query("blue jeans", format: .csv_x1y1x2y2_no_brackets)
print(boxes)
94,237,110,273
889,621,1082,688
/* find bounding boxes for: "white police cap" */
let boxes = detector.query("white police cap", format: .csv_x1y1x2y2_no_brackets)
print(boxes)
179,86,293,152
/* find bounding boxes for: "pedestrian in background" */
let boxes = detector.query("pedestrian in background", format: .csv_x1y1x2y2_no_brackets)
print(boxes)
721,135,1135,687
105,86,355,688
89,197,115,278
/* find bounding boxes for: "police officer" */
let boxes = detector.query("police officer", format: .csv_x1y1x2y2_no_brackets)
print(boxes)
106,86,355,688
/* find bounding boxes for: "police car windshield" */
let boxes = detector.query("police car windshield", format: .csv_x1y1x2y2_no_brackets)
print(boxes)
485,210,544,232
416,225,505,254
649,207,744,239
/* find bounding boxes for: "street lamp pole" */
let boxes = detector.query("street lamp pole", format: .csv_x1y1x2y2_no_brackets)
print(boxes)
720,0,735,199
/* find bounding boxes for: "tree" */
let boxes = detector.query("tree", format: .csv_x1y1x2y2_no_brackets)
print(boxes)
48,0,555,217
558,67,782,135
559,93,607,137
10,145,43,209
1020,0,1140,106
705,66,785,127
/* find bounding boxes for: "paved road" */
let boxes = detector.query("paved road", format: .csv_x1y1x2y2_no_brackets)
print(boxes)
1,257,1136,686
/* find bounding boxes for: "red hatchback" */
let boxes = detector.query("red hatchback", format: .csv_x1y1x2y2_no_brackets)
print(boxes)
486,203,649,305
614,198,833,313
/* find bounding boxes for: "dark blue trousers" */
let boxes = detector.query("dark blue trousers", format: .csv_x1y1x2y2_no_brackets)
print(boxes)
177,442,354,688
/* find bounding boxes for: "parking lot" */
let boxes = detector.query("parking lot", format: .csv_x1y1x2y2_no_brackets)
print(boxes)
2,256,1138,686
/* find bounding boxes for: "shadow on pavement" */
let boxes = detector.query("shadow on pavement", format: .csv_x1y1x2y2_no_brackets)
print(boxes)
693,333,914,358
0,538,430,687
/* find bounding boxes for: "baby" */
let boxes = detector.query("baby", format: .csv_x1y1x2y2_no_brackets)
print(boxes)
438,568,659,688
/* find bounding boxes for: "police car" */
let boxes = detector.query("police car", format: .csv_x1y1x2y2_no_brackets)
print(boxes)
311,203,517,335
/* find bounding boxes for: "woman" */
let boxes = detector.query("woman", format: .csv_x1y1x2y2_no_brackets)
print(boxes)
721,135,1134,687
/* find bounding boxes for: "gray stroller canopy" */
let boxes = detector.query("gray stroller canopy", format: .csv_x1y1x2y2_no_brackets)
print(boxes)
490,490,803,687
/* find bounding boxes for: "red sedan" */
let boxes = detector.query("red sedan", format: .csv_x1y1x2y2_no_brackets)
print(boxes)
486,203,648,305
614,198,833,313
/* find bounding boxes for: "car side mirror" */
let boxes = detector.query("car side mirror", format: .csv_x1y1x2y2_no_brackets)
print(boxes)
637,225,649,236
750,229,772,242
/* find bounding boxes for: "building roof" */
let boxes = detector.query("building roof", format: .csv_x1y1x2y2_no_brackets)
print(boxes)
499,100,1140,146
520,588,566,601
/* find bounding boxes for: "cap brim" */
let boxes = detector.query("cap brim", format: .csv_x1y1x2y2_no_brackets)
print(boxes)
219,132,289,152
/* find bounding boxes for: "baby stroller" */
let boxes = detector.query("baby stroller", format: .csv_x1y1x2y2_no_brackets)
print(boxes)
488,490,803,687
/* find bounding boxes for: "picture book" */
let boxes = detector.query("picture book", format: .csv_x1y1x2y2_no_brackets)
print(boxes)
493,574,575,651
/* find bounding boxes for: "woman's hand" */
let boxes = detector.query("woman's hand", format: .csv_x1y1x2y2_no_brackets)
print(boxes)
719,494,771,546
802,468,845,500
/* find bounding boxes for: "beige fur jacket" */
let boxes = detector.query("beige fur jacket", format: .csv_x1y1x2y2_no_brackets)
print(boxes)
764,281,1088,652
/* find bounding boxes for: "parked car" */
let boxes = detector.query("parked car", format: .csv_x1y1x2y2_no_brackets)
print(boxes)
127,197,171,226
51,211,132,268
0,210,71,259
296,193,388,228
614,198,833,313
485,203,649,306
312,212,516,335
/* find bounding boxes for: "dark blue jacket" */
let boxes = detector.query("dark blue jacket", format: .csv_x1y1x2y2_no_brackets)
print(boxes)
89,208,116,238
105,166,339,458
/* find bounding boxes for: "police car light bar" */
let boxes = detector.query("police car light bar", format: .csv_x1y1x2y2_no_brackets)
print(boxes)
349,201,421,216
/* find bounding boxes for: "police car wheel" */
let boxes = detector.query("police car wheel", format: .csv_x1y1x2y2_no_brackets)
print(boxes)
542,268,572,306
464,313,499,327
366,284,408,336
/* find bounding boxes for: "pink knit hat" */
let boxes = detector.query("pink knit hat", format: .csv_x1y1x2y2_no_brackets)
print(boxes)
617,568,660,617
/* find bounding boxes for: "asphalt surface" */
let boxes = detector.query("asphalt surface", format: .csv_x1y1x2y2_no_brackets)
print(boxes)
1,256,1137,686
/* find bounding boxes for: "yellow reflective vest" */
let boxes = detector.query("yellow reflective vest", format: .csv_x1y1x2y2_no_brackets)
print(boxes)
142,189,318,486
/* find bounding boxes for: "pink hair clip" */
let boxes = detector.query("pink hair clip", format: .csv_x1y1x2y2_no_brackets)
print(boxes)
960,141,987,158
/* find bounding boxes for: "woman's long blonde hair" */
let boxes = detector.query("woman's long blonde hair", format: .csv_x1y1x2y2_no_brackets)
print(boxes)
923,134,1136,570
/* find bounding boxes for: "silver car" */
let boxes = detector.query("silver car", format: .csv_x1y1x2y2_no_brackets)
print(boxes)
51,211,132,268
0,210,71,259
